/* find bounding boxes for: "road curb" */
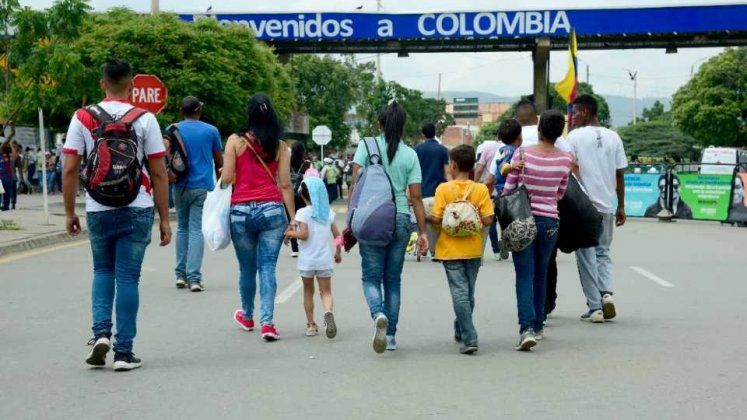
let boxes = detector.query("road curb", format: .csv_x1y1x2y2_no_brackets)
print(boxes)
0,230,88,257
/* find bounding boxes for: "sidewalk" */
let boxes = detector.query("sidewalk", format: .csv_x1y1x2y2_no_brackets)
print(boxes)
0,193,86,257
0,189,351,257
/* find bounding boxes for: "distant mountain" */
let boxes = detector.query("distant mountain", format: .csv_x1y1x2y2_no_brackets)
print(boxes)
423,90,670,128
603,95,670,127
422,91,518,104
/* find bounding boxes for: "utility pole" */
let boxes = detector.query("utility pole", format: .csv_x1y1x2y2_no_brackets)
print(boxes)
375,0,382,81
628,70,638,124
437,72,442,100
586,64,589,84
151,0,159,15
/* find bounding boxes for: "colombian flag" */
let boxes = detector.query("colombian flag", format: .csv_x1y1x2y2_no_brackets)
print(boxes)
555,30,578,127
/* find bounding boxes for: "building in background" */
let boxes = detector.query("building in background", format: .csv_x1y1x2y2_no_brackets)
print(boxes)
441,97,510,148
446,98,511,126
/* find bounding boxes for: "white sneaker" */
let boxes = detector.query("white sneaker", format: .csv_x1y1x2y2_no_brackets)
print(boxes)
372,314,388,354
493,253,502,261
602,294,617,320
580,309,604,323
515,329,537,351
85,336,111,367
534,329,544,341
290,251,298,258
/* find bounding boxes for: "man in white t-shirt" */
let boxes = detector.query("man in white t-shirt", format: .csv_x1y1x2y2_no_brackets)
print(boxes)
62,59,171,372
566,94,628,324
516,100,540,147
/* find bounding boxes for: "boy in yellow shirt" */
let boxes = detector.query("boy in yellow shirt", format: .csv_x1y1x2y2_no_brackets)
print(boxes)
430,145,494,354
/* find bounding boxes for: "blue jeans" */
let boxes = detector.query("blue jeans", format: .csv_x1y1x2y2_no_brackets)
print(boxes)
511,216,559,333
443,258,482,346
230,202,287,326
87,207,154,354
1,177,13,210
46,170,55,193
174,187,207,282
488,216,500,254
359,213,410,336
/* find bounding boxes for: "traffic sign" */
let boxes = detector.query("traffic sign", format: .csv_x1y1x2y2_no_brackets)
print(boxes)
130,74,168,114
312,125,332,146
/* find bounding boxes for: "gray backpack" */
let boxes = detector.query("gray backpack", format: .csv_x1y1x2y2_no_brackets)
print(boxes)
347,138,396,246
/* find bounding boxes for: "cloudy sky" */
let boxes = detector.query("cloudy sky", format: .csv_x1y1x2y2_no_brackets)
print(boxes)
24,0,739,104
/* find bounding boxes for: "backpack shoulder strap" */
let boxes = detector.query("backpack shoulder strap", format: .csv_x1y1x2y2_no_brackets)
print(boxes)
168,123,187,156
364,138,382,165
84,105,115,124
461,182,475,201
118,107,149,125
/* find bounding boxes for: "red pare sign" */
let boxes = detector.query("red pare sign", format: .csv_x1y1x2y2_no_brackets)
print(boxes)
130,74,168,114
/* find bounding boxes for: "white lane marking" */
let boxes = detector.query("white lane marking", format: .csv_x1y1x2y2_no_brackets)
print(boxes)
630,266,675,288
275,277,303,303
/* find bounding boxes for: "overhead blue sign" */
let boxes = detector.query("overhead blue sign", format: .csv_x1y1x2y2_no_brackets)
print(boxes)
179,5,747,41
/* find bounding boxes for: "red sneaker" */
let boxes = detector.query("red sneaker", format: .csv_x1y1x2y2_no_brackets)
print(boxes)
261,324,280,341
234,310,254,331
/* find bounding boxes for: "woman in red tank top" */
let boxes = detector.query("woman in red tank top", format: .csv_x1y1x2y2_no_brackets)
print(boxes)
219,93,296,341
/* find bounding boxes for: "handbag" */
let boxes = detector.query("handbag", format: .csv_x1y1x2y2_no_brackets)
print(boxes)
496,148,537,252
557,174,603,253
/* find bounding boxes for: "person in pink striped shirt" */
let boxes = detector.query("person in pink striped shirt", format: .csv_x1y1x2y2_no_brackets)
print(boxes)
502,110,572,351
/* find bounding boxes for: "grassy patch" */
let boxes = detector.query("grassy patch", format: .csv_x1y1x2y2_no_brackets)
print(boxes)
0,219,23,231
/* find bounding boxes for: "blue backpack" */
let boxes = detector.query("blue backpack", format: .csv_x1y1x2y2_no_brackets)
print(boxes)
347,138,396,246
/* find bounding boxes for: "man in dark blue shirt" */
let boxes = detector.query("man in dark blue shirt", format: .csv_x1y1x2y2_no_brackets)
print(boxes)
414,123,450,259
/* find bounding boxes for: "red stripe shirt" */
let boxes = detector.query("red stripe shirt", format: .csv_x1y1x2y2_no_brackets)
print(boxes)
502,147,572,219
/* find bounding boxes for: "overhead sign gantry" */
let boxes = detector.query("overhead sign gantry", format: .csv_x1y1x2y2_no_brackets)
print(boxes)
180,3,747,110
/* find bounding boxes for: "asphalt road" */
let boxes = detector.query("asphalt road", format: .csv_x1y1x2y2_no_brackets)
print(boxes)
1,214,746,419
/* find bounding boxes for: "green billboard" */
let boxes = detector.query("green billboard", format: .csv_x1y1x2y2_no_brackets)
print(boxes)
677,174,732,221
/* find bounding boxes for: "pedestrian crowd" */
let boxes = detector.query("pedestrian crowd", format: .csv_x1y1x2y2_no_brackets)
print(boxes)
59,59,627,372
0,136,67,211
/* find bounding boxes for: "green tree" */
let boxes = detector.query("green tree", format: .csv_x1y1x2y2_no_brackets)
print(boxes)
474,120,500,146
617,117,697,160
5,6,294,135
290,55,359,152
672,47,747,147
642,100,666,122
357,79,454,144
1,0,20,103
4,0,90,133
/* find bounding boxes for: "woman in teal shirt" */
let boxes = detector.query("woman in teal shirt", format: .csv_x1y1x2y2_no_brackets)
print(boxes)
350,102,428,353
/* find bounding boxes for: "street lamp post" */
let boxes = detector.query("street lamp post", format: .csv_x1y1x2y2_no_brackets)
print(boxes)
627,70,638,124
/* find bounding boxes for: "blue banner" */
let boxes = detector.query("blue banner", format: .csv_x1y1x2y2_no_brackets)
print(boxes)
622,174,662,218
180,5,747,41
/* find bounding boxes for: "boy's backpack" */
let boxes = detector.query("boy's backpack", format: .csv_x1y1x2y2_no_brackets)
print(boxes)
441,182,484,237
80,105,148,208
347,138,396,246
166,124,189,182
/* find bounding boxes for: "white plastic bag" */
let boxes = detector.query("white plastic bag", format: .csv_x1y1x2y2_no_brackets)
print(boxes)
202,184,232,251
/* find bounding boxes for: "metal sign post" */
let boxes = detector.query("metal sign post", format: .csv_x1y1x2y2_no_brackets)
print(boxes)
38,107,50,225
312,125,332,159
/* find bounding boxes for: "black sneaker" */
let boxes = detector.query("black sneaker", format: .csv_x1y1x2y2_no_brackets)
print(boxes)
113,353,142,372
189,282,205,292
85,334,111,367
459,343,479,355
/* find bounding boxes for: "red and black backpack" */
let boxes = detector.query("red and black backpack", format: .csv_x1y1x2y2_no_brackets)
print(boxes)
80,105,148,207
